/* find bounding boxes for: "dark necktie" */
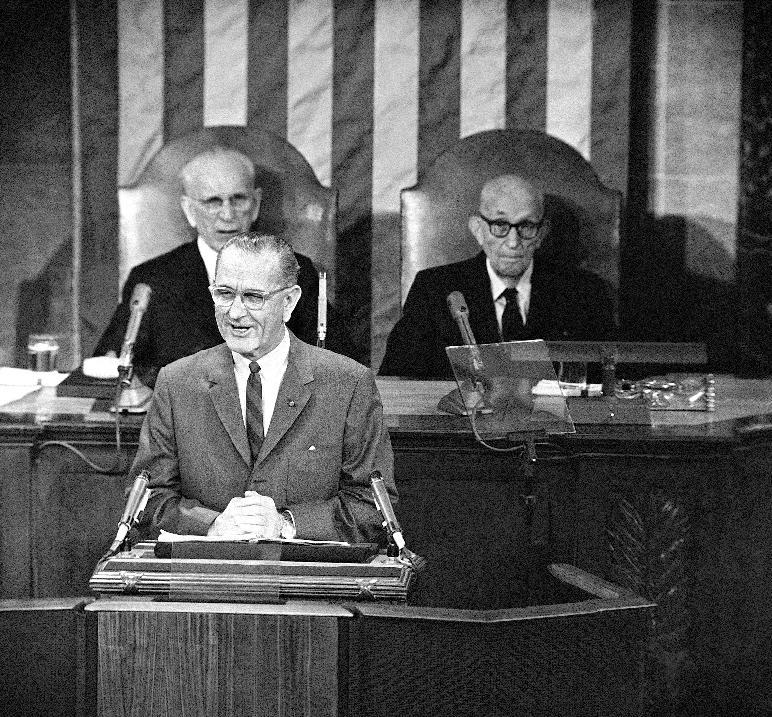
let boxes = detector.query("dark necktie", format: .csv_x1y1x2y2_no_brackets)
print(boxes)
501,287,526,341
246,361,264,462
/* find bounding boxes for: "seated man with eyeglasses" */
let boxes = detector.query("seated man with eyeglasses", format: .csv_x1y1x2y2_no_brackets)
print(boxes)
132,232,395,542
94,146,350,387
379,174,615,379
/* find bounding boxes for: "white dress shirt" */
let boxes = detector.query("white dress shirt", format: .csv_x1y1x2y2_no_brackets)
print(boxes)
231,329,291,434
486,258,534,336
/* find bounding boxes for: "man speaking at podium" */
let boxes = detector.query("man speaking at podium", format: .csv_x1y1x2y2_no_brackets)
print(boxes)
131,232,395,544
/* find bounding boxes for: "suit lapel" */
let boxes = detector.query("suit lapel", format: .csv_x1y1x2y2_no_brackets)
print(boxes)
256,334,313,463
204,345,252,466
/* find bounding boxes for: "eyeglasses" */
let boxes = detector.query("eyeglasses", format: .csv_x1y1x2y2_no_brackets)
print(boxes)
208,285,292,312
188,193,254,215
477,213,548,240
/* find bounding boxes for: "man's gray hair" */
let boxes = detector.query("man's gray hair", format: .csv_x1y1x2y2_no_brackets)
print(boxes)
179,147,255,192
216,232,300,287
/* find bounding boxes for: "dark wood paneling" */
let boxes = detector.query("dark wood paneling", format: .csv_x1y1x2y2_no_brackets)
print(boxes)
0,598,92,717
32,443,136,597
0,439,36,597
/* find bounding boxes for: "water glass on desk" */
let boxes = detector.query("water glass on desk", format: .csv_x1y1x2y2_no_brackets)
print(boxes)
558,361,588,390
27,334,60,372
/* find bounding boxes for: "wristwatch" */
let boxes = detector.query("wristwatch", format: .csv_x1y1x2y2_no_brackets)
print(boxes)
278,510,297,540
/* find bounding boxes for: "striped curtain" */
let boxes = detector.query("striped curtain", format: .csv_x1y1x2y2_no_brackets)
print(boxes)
74,0,631,366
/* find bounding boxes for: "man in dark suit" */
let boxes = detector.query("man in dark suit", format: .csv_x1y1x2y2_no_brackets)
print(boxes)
132,232,395,543
379,174,615,379
94,146,348,386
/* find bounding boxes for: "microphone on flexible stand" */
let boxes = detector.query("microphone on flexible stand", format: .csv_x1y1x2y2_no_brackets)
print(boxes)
113,283,153,412
102,470,151,560
369,471,426,571
316,269,327,349
438,292,487,415
447,291,486,375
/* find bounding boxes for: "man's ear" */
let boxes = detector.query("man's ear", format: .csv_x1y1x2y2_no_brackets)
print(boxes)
180,196,197,229
282,285,302,322
250,188,262,224
468,215,484,247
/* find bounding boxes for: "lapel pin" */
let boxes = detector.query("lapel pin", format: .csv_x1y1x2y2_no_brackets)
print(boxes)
287,399,296,407
308,445,317,451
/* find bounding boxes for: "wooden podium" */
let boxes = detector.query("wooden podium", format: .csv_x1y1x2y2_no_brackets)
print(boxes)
89,541,415,602
82,563,653,717
85,599,349,717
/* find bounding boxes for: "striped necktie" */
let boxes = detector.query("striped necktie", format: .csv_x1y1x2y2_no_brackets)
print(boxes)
501,287,526,341
246,361,264,462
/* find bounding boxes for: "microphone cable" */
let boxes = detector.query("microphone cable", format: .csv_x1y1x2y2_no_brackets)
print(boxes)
33,394,130,475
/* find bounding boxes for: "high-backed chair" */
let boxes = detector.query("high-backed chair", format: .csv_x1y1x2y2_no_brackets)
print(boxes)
118,126,338,301
400,130,621,318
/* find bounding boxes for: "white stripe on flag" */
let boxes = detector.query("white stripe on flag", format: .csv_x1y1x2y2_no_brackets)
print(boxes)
460,0,506,138
372,0,419,215
371,0,420,366
204,0,248,126
545,0,593,159
117,0,164,186
287,0,333,185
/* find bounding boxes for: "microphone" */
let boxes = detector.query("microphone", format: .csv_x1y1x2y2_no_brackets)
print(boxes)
118,283,152,383
369,470,405,551
316,269,327,348
447,291,476,345
104,470,151,557
447,291,484,373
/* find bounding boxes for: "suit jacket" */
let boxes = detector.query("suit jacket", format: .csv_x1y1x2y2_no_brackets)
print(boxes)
94,241,351,385
379,251,616,379
131,333,396,544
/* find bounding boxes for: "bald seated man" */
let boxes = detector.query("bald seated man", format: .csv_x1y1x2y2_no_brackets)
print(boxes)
132,232,395,543
95,147,350,387
379,174,615,379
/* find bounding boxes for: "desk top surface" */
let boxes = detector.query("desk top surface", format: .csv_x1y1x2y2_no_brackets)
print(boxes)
0,374,769,446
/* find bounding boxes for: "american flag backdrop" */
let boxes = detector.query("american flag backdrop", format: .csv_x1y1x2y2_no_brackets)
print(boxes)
73,0,632,367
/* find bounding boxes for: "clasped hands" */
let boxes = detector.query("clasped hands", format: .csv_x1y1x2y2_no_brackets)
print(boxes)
207,490,283,539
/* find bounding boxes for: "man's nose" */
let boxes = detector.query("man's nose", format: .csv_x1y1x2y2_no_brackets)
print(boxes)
218,198,237,221
227,292,248,317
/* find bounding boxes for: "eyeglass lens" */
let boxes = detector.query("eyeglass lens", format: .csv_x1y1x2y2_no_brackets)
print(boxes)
482,215,542,240
198,194,253,213
210,288,269,311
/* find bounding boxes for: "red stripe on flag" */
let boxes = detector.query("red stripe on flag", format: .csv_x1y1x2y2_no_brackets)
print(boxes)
506,1,548,130
74,0,120,356
248,0,288,137
418,0,461,176
164,1,205,140
332,0,375,361
591,0,632,196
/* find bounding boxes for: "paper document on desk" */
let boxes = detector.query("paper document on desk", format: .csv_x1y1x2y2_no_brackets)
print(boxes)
0,385,39,406
532,380,602,397
158,529,350,546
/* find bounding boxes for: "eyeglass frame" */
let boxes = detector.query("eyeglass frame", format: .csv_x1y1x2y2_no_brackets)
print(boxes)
186,192,256,215
476,213,549,241
208,284,294,312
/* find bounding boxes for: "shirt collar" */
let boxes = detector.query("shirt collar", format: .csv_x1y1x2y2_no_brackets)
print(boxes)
196,236,219,285
231,328,291,376
486,257,534,301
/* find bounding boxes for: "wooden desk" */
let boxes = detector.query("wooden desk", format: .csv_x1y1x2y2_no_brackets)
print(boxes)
0,375,770,715
2,567,649,717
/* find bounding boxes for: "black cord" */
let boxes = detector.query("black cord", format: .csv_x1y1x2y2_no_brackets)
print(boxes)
35,401,127,475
